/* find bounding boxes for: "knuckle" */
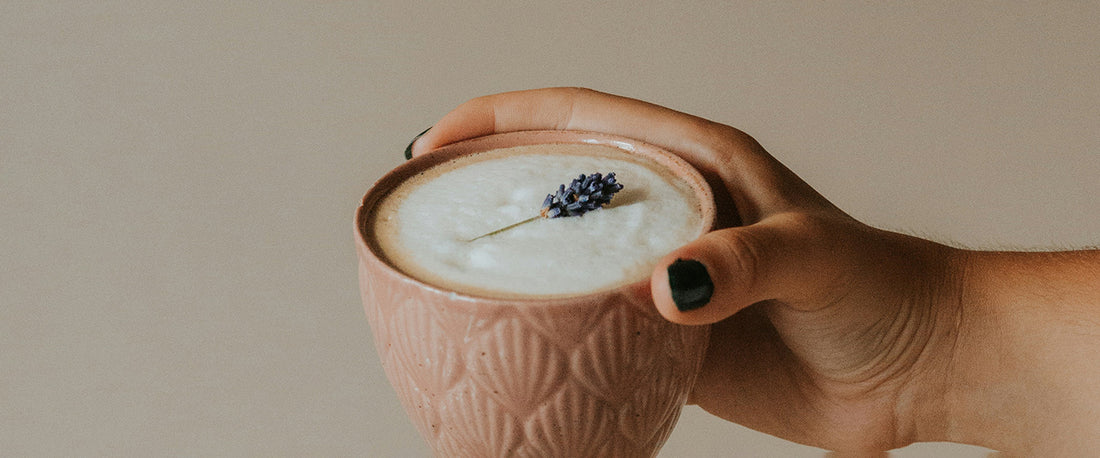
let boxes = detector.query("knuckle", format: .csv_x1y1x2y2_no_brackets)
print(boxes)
712,230,764,295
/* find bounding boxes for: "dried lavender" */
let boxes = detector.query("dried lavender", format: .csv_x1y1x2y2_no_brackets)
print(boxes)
468,172,624,241
540,172,624,218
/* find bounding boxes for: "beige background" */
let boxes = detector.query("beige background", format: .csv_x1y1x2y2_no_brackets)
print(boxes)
2,1,1096,456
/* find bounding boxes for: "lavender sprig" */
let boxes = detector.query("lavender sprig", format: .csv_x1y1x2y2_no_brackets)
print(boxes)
468,172,624,242
540,172,624,218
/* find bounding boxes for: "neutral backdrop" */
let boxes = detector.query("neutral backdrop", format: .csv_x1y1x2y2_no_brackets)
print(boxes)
3,2,1097,456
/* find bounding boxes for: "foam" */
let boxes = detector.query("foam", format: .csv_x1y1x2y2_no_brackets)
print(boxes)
372,143,703,298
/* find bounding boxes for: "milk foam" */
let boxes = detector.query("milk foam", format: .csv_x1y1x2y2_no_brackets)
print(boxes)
372,143,702,298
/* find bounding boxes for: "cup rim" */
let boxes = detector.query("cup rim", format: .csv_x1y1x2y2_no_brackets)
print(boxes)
355,129,717,306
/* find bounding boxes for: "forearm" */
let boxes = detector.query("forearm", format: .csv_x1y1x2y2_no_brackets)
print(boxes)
944,249,1100,454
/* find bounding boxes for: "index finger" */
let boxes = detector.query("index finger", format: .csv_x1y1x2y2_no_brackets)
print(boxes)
410,87,830,221
413,88,723,163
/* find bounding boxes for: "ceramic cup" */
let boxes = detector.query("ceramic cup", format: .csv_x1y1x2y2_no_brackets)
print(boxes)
355,131,716,457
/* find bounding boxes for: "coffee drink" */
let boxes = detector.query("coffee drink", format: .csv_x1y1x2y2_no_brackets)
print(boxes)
356,131,714,457
368,142,704,298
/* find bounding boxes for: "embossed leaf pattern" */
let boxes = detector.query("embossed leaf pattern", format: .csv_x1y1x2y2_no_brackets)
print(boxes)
428,300,489,345
357,260,389,351
465,317,567,414
570,305,664,405
382,351,439,441
514,302,608,350
437,380,523,457
618,361,683,449
522,385,614,457
388,297,465,394
359,254,709,457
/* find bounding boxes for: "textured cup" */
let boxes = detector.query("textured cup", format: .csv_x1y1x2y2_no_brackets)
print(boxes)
355,131,716,457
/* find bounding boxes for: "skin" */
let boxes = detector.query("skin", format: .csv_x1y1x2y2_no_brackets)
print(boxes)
408,87,1100,455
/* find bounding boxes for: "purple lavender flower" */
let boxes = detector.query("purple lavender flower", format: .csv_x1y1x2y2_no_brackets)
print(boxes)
540,172,624,218
467,172,626,242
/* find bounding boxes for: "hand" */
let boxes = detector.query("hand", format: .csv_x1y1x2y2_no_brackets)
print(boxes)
407,87,1100,454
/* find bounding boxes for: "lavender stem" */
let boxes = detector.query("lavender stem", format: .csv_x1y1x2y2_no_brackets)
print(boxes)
466,215,542,242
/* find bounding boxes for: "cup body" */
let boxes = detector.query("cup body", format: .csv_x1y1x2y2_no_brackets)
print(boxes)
355,131,715,457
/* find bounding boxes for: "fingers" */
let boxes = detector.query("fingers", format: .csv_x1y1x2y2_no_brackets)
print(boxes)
410,87,712,162
408,87,834,221
409,88,577,156
651,212,844,325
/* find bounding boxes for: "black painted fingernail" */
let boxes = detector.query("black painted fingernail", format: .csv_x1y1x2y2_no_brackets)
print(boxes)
668,259,713,312
404,127,431,160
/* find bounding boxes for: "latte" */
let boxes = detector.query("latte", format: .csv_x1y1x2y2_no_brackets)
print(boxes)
369,142,704,298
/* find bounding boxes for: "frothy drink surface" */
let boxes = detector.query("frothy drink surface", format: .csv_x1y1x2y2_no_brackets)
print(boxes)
372,143,703,298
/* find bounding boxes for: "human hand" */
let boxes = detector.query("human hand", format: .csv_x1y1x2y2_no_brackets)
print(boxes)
407,87,1100,454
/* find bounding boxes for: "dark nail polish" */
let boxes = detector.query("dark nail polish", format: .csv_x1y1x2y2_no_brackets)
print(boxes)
404,127,431,160
667,259,713,312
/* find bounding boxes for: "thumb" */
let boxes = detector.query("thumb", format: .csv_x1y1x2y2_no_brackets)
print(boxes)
650,213,840,325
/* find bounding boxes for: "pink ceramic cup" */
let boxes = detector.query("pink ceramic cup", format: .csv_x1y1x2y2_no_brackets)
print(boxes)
355,131,716,457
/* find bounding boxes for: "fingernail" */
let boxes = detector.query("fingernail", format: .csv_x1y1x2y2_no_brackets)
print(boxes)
404,127,431,160
668,259,713,312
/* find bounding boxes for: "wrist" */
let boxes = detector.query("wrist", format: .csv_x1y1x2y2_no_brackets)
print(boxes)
938,249,1100,454
895,244,970,446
